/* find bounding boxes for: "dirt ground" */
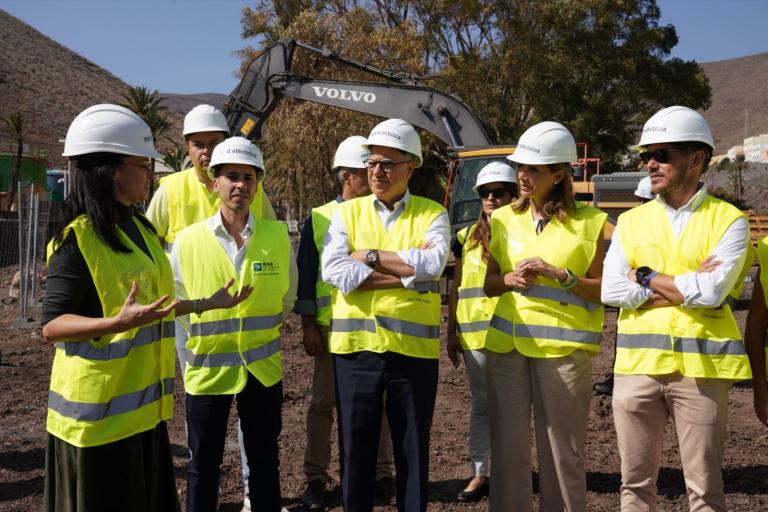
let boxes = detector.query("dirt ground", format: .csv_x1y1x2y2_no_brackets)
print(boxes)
1,264,767,511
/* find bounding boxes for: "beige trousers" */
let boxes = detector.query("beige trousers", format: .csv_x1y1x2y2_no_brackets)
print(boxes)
303,328,394,483
487,349,592,512
612,373,731,512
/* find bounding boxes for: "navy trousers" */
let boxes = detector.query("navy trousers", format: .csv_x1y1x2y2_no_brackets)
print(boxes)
334,351,438,512
186,372,283,512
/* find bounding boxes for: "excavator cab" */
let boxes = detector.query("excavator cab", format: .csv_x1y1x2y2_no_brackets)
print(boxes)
444,147,517,234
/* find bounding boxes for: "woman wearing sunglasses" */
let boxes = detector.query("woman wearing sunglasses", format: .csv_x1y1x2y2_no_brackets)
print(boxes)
483,122,607,511
446,161,517,502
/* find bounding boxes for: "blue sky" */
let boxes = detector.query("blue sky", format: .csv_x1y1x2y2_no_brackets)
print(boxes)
3,0,767,95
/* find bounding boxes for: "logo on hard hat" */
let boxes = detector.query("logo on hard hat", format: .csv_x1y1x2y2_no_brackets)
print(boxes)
371,130,402,140
517,143,540,153
643,126,667,133
226,148,258,157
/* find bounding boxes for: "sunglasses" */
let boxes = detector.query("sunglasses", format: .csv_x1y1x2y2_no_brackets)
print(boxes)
477,186,510,199
638,147,693,164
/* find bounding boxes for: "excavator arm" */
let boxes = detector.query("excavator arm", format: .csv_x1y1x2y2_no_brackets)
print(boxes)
222,39,493,147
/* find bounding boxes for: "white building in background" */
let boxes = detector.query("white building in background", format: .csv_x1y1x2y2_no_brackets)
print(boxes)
727,145,744,160
744,134,768,163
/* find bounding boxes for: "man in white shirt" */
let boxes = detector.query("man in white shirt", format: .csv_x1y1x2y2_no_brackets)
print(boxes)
171,137,296,512
321,119,450,511
602,106,751,511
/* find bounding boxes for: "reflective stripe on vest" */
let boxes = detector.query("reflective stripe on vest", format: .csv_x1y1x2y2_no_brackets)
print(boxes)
49,378,174,422
176,219,289,393
188,314,283,337
455,226,497,350
615,196,751,379
485,203,607,356
617,333,747,355
46,215,176,448
329,195,445,359
54,322,175,361
490,315,602,345
513,284,600,312
312,200,340,326
184,337,281,367
160,168,266,244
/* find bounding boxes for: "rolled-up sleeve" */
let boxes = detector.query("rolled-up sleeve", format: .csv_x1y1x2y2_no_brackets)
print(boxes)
673,216,749,308
321,210,373,295
601,224,652,309
396,210,450,288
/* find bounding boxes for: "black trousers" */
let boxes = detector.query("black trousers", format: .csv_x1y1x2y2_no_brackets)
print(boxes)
186,372,283,512
334,351,438,512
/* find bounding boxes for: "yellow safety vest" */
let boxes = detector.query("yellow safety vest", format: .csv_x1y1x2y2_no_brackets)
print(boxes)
311,199,341,327
46,215,175,448
455,226,497,350
328,195,444,359
486,203,607,357
175,219,290,394
755,236,768,375
615,196,751,379
160,168,267,243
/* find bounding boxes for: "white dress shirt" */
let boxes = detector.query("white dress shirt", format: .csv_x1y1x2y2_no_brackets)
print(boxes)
601,186,749,310
171,210,298,333
321,190,451,295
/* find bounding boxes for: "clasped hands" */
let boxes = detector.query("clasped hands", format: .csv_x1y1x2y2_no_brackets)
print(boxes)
502,256,565,290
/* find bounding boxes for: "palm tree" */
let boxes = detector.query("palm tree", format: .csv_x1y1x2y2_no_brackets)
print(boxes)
3,112,23,211
731,153,748,202
119,86,172,143
162,145,189,173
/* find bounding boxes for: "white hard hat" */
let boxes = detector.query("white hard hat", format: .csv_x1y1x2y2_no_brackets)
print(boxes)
473,161,517,191
506,121,577,166
333,136,369,170
634,106,714,151
208,136,265,180
62,104,162,159
364,118,423,167
183,104,229,136
634,176,654,200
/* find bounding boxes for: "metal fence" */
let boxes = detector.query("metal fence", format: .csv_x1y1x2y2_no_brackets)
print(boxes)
0,183,56,324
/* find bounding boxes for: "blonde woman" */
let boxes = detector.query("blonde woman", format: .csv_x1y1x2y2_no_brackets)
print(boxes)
483,122,606,511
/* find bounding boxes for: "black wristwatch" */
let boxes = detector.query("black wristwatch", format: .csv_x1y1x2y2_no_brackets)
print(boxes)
365,249,379,268
635,266,656,289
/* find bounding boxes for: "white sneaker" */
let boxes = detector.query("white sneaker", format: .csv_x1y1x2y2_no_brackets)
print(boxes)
240,496,287,512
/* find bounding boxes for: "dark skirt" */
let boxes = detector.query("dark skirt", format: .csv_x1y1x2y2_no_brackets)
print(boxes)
43,421,180,512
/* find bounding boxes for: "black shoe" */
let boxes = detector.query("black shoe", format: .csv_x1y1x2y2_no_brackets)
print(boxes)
593,374,614,396
457,479,489,502
374,476,396,506
302,480,327,511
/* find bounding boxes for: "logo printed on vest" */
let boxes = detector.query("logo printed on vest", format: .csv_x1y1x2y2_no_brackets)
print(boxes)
252,261,280,275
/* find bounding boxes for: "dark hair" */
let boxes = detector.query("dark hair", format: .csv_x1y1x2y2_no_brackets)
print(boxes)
53,152,155,252
466,183,516,261
675,142,713,173
511,163,575,223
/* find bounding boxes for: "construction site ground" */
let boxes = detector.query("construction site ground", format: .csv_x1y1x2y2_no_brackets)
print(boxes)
1,264,767,511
